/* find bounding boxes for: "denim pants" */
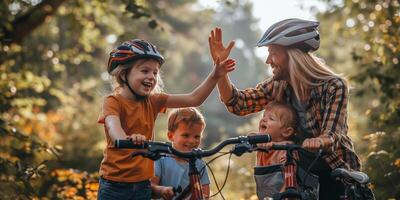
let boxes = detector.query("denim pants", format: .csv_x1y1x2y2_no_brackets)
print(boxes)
98,177,152,200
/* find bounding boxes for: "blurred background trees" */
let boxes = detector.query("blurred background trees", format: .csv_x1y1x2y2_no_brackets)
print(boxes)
0,0,398,199
317,0,400,198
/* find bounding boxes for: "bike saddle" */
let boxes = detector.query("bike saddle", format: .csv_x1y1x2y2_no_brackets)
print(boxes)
331,168,370,184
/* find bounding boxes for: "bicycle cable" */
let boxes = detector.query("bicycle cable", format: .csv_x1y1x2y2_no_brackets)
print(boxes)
203,152,231,199
217,153,233,198
301,149,323,188
195,150,237,200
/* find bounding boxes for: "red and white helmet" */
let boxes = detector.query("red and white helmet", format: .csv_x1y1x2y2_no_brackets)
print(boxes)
257,18,320,52
107,39,164,74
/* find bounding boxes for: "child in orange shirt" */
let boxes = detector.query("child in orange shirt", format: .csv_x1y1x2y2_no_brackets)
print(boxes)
256,101,299,166
97,39,235,200
255,102,300,200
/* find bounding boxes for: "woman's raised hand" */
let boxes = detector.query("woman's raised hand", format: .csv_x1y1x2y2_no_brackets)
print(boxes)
208,27,235,63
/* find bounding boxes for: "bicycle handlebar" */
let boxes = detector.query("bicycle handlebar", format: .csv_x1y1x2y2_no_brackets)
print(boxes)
268,143,324,157
115,134,271,159
115,140,150,149
270,143,302,151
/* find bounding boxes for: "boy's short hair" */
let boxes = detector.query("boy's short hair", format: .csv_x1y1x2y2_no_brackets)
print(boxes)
168,107,205,132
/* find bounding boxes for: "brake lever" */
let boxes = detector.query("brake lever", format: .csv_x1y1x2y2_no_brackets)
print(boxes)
146,152,163,161
231,142,254,156
131,151,146,158
131,151,162,161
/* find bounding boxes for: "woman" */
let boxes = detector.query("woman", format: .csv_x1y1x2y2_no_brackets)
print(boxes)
209,18,361,199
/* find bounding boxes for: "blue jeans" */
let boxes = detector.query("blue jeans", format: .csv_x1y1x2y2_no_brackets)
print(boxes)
98,177,151,200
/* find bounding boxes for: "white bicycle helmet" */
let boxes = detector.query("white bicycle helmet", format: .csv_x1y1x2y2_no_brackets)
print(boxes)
257,18,320,52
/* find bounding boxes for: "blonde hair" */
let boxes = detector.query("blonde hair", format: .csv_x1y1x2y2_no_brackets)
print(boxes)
109,59,164,94
168,107,205,132
286,48,345,101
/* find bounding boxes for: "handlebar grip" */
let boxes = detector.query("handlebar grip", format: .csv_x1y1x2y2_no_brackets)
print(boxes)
271,144,302,150
248,134,271,144
115,140,148,149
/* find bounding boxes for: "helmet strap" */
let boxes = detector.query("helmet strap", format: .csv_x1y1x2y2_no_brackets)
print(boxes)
123,72,146,100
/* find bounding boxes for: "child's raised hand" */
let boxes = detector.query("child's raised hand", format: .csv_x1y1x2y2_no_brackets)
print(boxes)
214,57,236,78
127,134,146,145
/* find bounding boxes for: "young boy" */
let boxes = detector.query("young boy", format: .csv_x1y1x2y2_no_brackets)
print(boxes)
151,107,210,199
257,101,299,166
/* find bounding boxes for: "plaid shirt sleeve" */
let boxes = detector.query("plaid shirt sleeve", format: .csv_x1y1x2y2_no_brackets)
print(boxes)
224,79,287,116
320,79,348,142
319,78,360,170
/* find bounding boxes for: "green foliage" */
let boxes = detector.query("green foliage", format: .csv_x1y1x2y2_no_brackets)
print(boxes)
317,0,400,198
42,169,99,199
10,0,400,199
0,0,159,198
364,132,400,198
0,118,61,199
1,0,254,198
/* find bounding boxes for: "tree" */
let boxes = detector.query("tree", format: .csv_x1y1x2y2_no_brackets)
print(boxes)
317,0,400,198
1,0,224,198
0,0,162,198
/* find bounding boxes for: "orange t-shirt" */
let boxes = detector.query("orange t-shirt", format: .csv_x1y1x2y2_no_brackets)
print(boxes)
256,141,294,166
98,93,168,182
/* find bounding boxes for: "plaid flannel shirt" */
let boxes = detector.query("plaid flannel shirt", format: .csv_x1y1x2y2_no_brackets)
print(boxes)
225,77,361,170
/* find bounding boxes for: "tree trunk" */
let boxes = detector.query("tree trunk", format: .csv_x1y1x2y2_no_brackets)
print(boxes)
3,0,67,45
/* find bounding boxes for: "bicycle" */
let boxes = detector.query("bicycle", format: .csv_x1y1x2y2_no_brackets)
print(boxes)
254,143,375,200
253,143,321,200
115,134,271,200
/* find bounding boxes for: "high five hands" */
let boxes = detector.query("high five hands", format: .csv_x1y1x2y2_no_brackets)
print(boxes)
214,57,236,78
208,27,235,63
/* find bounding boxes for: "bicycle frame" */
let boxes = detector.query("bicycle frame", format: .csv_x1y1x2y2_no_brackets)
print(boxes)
262,144,373,200
173,158,204,200
273,145,303,200
115,134,271,200
255,144,320,200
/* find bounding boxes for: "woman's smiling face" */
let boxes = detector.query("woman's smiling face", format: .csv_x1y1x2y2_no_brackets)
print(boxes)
265,45,289,81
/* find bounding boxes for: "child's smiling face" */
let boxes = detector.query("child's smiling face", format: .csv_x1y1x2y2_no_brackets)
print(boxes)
168,122,204,152
124,59,160,97
259,108,288,142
